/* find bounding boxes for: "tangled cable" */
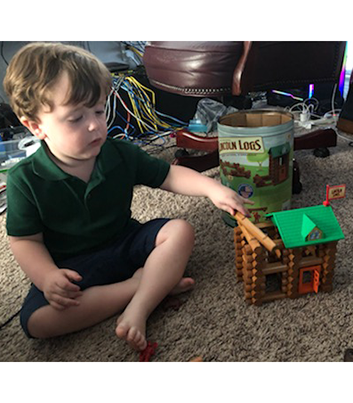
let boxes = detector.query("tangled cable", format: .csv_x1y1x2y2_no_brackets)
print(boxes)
105,74,187,147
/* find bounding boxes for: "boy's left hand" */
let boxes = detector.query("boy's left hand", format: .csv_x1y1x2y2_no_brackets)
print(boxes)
208,183,254,217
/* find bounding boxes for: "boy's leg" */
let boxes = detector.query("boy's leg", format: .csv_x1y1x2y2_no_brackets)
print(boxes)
27,268,143,338
26,266,193,339
26,218,195,340
116,219,195,351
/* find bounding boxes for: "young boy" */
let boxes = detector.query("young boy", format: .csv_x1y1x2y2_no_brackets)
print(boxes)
3,42,252,352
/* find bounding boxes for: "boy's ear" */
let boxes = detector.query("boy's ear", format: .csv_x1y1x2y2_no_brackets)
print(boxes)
20,116,46,140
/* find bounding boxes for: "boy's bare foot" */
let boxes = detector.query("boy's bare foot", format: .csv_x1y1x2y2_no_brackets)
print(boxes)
169,277,195,295
116,277,195,351
116,310,147,351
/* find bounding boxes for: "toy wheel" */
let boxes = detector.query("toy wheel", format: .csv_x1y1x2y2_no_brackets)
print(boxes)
292,181,303,194
313,147,330,158
344,349,353,362
174,148,189,158
292,158,302,194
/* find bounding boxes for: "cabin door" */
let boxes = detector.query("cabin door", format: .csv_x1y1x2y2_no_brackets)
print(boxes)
278,155,288,182
298,265,321,294
313,268,320,293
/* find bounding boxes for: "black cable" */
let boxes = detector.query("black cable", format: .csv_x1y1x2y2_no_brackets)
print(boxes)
0,41,9,65
0,308,21,330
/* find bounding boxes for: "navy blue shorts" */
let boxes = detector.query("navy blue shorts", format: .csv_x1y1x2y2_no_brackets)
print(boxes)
20,218,169,338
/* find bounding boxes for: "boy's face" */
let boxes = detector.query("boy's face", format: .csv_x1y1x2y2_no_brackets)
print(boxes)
23,72,108,166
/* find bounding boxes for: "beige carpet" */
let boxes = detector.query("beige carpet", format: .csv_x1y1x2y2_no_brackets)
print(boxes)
1,136,353,362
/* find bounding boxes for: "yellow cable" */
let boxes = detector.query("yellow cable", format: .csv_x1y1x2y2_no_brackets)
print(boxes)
121,75,181,133
129,78,158,130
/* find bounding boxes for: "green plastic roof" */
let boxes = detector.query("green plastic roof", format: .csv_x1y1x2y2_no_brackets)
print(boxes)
269,142,291,158
267,205,344,248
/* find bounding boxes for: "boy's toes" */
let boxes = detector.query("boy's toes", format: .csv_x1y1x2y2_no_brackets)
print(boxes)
127,327,147,351
137,337,147,351
170,277,195,295
115,322,128,339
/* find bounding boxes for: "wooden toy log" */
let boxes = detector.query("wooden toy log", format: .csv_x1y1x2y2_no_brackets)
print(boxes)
234,212,281,258
245,283,266,292
262,263,288,275
256,221,276,230
281,271,288,293
273,239,285,250
261,291,287,303
234,227,244,281
238,222,262,254
321,241,337,288
287,248,301,299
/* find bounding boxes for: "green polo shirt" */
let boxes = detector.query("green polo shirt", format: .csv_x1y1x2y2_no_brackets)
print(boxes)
6,137,170,261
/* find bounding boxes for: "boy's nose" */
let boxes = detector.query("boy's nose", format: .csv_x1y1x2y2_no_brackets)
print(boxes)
88,116,100,132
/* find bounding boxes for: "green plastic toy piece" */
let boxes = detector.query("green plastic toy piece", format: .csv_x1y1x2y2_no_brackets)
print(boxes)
266,205,344,248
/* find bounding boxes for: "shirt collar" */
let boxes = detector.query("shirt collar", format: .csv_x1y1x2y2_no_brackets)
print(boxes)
32,138,121,181
32,141,69,180
96,137,122,173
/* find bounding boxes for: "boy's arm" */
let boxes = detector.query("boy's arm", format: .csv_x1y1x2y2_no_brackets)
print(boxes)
9,233,58,288
160,165,253,216
9,233,83,310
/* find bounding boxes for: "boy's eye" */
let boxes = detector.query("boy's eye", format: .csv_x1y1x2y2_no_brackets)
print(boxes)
68,116,82,123
96,110,105,116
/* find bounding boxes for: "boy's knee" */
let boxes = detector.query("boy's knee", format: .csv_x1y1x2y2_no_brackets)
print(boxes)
181,220,195,242
171,219,195,244
158,219,195,246
26,318,46,339
26,309,54,339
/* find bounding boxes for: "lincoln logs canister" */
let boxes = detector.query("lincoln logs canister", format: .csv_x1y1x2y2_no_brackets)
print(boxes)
218,110,294,226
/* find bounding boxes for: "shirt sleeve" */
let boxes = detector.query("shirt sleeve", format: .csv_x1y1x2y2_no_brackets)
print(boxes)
133,145,170,187
6,167,44,237
112,139,170,188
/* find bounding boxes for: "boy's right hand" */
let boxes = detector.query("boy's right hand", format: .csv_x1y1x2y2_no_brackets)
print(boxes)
42,269,83,310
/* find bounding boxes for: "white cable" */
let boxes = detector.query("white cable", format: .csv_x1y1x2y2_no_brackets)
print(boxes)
289,84,343,132
106,76,124,129
334,127,353,144
105,88,113,127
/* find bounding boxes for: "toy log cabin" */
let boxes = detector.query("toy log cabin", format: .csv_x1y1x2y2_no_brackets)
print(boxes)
233,205,344,306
